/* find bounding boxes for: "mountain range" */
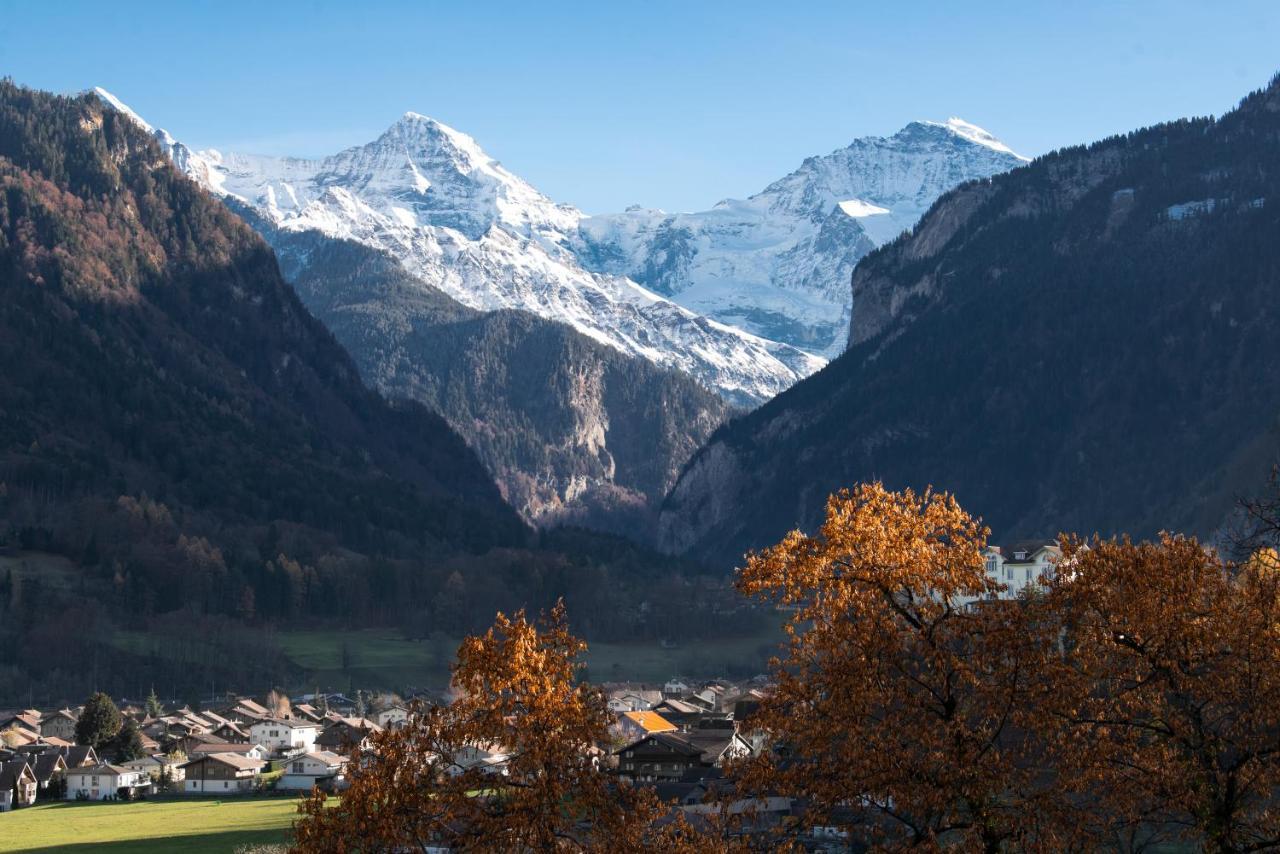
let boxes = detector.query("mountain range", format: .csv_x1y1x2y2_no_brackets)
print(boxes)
94,89,1024,528
660,75,1280,567
575,118,1027,356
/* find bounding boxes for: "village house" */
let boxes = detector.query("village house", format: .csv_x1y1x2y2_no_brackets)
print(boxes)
0,760,37,809
181,753,265,794
315,717,381,753
614,733,704,782
64,763,152,800
279,750,349,791
38,710,77,742
211,720,251,743
449,743,510,777
971,541,1062,603
606,688,662,713
122,753,186,784
29,752,66,794
615,710,678,742
186,741,268,762
249,718,320,756
374,705,411,730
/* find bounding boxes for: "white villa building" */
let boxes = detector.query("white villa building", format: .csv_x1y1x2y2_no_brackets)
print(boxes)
65,764,153,800
249,718,320,756
279,750,349,791
958,540,1061,606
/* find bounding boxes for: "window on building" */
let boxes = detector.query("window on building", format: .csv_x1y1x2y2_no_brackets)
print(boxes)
293,762,305,773
985,554,999,574
224,781,229,789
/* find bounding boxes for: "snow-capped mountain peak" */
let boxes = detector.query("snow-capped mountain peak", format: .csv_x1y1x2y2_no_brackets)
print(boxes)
94,88,824,405
576,118,1028,356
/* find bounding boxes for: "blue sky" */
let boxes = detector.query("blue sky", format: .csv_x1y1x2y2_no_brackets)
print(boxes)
2,1,1278,213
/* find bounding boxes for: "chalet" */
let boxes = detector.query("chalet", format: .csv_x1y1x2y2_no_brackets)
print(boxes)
606,689,662,713
292,703,324,724
316,717,381,753
187,742,268,762
38,710,77,742
181,753,265,794
616,710,677,742
0,760,37,808
0,710,41,733
211,721,251,743
662,679,690,699
64,763,152,801
374,705,411,730
614,733,704,782
279,750,349,791
249,718,320,756
177,733,230,757
29,752,67,793
320,694,360,717
651,698,702,728
449,743,510,777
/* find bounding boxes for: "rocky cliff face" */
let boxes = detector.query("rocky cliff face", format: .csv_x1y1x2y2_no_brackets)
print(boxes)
248,217,730,533
576,119,1027,357
661,76,1280,568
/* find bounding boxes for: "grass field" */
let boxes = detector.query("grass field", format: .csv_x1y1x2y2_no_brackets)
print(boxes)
0,798,302,853
275,615,786,693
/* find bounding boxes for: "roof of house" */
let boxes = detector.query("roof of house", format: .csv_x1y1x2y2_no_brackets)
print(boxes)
183,752,265,771
30,752,66,781
65,763,136,777
654,698,701,714
615,732,705,758
0,760,35,788
252,717,319,730
189,742,263,755
620,711,677,734
988,541,1060,563
302,751,348,767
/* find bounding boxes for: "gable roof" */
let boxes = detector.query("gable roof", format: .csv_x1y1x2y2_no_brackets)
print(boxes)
183,752,265,771
65,763,135,777
615,732,704,758
620,711,677,734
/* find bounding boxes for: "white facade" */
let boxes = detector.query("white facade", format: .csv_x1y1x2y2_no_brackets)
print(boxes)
959,543,1060,605
65,765,151,800
278,751,348,790
249,719,319,754
375,706,410,730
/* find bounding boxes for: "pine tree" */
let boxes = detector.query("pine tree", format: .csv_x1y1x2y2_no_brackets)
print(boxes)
75,692,122,751
110,717,147,763
145,687,163,719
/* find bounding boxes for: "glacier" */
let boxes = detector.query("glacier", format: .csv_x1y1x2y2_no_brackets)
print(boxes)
575,118,1029,357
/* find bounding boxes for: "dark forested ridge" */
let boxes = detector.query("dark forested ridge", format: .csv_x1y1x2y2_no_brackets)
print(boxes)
661,74,1280,568
241,210,730,536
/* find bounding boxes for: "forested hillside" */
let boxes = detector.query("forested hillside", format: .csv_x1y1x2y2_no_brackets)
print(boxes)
662,75,1280,568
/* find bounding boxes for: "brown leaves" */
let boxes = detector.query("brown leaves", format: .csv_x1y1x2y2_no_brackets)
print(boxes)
292,601,673,853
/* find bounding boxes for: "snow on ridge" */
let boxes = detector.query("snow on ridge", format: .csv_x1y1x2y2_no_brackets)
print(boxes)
928,117,1029,161
90,87,818,404
838,199,891,218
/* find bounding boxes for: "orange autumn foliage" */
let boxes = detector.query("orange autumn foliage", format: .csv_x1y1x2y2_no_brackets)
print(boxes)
732,483,1079,851
292,602,684,852
1045,535,1280,852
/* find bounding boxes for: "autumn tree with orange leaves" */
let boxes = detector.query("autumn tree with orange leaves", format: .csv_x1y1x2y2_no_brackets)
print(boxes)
732,483,1079,851
1044,534,1280,853
292,602,697,853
